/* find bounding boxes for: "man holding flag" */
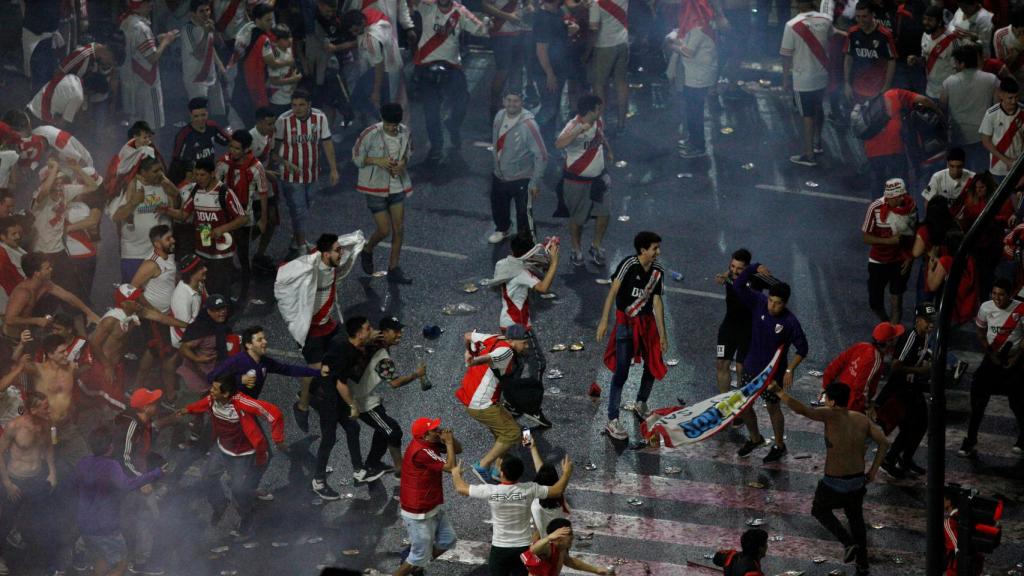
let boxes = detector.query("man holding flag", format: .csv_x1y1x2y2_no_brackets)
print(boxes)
733,262,809,463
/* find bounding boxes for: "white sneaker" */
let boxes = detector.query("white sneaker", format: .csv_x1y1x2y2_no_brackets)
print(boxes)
605,418,628,440
488,230,512,244
0,556,9,575
353,469,368,482
632,401,648,417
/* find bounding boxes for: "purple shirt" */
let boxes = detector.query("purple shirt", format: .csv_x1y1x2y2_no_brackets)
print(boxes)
207,352,321,398
734,263,809,380
75,456,162,535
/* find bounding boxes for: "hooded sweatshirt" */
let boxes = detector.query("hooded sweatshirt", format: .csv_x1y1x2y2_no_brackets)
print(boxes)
492,108,548,190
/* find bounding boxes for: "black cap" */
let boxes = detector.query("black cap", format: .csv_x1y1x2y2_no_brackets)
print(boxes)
206,294,229,310
379,316,404,331
916,302,936,321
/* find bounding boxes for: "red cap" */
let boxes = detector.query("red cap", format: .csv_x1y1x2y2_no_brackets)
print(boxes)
114,284,142,307
872,322,906,343
130,388,163,409
411,417,441,438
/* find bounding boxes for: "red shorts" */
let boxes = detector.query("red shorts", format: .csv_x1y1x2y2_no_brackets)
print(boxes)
79,362,127,410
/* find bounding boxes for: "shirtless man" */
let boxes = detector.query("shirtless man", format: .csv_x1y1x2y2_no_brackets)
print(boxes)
769,381,889,576
0,391,58,572
87,285,185,410
2,252,100,341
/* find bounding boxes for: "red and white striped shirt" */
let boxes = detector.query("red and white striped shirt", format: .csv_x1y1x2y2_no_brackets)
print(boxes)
413,0,488,67
59,42,100,77
275,109,332,184
559,116,605,178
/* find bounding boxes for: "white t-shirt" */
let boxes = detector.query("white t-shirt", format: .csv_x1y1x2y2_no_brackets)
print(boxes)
170,281,203,348
27,74,85,124
106,183,173,260
0,150,19,189
589,0,629,48
976,299,1024,348
468,482,550,547
531,499,568,537
979,102,1024,176
500,270,539,328
942,69,998,145
680,27,718,89
921,167,975,203
780,11,831,92
353,347,394,411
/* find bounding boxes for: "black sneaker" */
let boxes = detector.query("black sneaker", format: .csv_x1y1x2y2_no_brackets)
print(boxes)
737,437,766,458
360,250,374,275
361,465,392,483
388,267,413,284
312,479,341,500
522,412,552,429
293,402,310,434
128,564,166,575
843,544,858,564
957,439,977,458
762,444,787,463
501,399,523,418
881,458,906,479
902,459,925,475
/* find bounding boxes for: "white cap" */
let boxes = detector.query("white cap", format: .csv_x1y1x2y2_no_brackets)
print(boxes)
884,178,907,198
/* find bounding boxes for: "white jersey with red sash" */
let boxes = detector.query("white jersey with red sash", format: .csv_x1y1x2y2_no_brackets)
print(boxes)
309,262,339,339
589,0,628,48
182,19,217,87
921,28,959,99
120,13,165,129
456,333,515,409
976,299,1024,354
414,0,488,67
560,116,605,179
214,0,247,37
781,11,831,92
27,74,85,125
980,102,1024,176
104,139,158,198
995,24,1024,85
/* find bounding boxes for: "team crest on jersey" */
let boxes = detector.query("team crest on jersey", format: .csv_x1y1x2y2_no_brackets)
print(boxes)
873,39,879,48
775,323,783,334
1013,312,1020,322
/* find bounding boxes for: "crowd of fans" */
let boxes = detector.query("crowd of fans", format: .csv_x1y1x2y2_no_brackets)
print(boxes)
0,0,1022,575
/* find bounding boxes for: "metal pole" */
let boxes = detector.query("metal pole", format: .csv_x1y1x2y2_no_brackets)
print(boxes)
926,152,1024,574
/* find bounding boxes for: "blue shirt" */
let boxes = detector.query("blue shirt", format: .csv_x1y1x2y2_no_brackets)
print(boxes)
208,352,321,399
734,263,809,380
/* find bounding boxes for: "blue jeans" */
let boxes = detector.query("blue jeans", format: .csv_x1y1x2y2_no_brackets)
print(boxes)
403,508,457,566
607,323,655,420
280,180,316,242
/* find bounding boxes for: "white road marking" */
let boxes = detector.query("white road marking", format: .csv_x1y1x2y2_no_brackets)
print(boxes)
379,242,469,260
755,183,870,204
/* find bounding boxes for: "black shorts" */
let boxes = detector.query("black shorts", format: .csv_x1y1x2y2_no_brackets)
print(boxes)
745,373,782,404
795,89,824,118
301,325,339,364
716,320,751,363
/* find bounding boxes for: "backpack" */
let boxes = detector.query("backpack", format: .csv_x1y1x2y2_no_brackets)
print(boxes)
851,93,891,140
904,106,948,163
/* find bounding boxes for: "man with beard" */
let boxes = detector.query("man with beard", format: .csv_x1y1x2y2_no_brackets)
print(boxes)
132,225,179,410
911,6,959,101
